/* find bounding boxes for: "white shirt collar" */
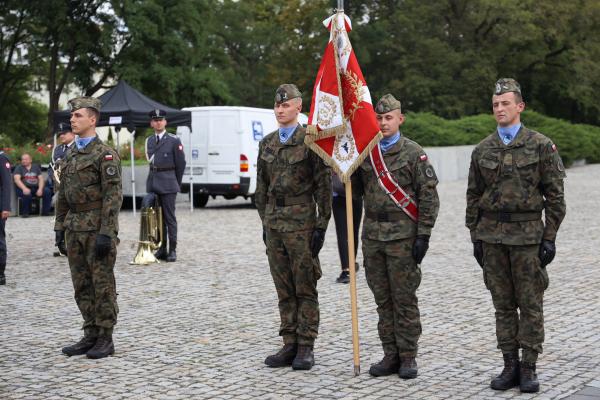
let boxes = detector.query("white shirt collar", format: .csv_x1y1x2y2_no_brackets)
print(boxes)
155,130,166,140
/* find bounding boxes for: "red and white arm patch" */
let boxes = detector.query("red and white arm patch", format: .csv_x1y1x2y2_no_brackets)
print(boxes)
178,144,183,151
5,162,10,169
551,143,557,152
104,153,114,161
419,154,428,161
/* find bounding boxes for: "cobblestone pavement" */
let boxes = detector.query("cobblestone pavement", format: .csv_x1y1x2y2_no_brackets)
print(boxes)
1,164,599,400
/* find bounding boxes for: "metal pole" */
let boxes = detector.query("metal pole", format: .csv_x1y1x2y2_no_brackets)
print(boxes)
337,0,344,11
130,129,137,217
188,127,194,212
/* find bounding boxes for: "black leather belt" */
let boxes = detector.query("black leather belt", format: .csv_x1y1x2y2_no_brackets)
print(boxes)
150,166,175,172
365,210,407,222
481,211,542,222
268,194,313,207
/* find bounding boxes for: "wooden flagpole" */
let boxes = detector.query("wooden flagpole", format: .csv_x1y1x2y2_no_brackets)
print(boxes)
335,0,360,377
345,181,360,376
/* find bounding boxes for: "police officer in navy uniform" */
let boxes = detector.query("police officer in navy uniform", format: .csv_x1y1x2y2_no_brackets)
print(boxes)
51,122,76,256
0,150,12,285
145,109,186,262
50,122,76,186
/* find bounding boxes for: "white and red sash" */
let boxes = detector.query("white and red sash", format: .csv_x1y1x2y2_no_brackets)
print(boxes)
369,145,419,222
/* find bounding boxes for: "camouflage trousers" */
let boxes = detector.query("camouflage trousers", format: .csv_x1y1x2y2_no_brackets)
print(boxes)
363,237,422,357
266,229,321,346
482,243,549,363
66,230,119,337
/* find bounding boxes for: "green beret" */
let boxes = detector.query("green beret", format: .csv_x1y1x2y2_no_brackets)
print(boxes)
68,96,102,112
375,94,401,114
494,78,521,96
275,84,302,104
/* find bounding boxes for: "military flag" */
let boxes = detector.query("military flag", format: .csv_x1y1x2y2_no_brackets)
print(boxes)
305,11,382,182
305,7,380,376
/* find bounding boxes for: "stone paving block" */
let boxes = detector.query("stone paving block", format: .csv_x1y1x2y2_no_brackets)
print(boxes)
0,165,599,400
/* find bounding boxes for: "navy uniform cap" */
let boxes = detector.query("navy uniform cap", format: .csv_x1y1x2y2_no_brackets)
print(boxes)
57,122,72,135
149,109,167,119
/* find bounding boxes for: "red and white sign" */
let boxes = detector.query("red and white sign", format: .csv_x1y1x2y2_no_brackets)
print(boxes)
306,12,381,182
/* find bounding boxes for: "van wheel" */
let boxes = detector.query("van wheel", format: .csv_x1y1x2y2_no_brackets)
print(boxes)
193,193,209,208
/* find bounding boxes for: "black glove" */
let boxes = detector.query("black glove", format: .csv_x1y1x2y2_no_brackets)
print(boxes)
310,229,326,258
539,240,556,268
55,230,67,255
412,235,430,264
473,240,484,268
95,234,112,259
262,228,267,246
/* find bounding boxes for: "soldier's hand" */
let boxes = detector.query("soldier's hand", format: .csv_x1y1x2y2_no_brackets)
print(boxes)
55,230,67,255
310,229,326,258
473,240,484,268
539,240,556,268
412,235,430,264
95,234,112,259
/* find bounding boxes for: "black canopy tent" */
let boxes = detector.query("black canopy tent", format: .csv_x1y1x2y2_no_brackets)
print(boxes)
53,80,191,130
53,81,192,216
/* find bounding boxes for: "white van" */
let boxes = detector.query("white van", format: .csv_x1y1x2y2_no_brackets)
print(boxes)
176,106,308,207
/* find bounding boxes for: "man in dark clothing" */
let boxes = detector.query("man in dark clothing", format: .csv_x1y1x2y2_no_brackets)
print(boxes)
0,151,12,285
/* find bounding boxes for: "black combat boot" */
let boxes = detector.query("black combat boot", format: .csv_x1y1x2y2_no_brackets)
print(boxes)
62,335,97,356
292,345,315,370
490,352,520,390
166,242,177,262
265,343,298,367
154,243,168,260
86,335,114,359
369,353,400,377
399,356,418,379
0,264,5,285
520,362,540,393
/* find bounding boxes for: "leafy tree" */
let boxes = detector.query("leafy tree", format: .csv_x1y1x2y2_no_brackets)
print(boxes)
113,0,232,107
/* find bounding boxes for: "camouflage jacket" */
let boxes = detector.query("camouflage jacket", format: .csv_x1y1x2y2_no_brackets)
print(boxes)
354,136,440,241
54,137,122,238
465,125,566,245
255,125,332,232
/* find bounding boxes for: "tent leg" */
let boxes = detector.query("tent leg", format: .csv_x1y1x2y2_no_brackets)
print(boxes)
130,130,136,217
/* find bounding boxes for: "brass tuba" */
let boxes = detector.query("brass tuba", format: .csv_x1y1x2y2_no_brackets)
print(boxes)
131,193,164,265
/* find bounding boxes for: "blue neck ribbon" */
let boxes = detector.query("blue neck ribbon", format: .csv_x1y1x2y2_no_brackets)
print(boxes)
380,131,401,153
279,126,297,144
75,136,96,150
497,123,521,145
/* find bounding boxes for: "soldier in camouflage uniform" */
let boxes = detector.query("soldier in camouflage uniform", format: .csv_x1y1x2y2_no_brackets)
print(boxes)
255,84,332,371
354,94,440,379
55,97,123,359
466,79,566,393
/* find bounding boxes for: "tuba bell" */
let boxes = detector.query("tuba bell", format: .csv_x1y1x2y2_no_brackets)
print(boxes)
131,193,164,265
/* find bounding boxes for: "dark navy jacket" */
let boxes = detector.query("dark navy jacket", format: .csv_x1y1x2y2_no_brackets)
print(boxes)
48,142,74,186
0,152,12,212
145,132,186,194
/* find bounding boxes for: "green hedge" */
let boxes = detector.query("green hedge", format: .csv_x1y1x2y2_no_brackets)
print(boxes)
403,111,600,166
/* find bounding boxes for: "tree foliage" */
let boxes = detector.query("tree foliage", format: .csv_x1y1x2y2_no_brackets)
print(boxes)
2,0,600,146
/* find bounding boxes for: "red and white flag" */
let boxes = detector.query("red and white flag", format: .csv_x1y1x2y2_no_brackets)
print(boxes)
306,12,381,182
